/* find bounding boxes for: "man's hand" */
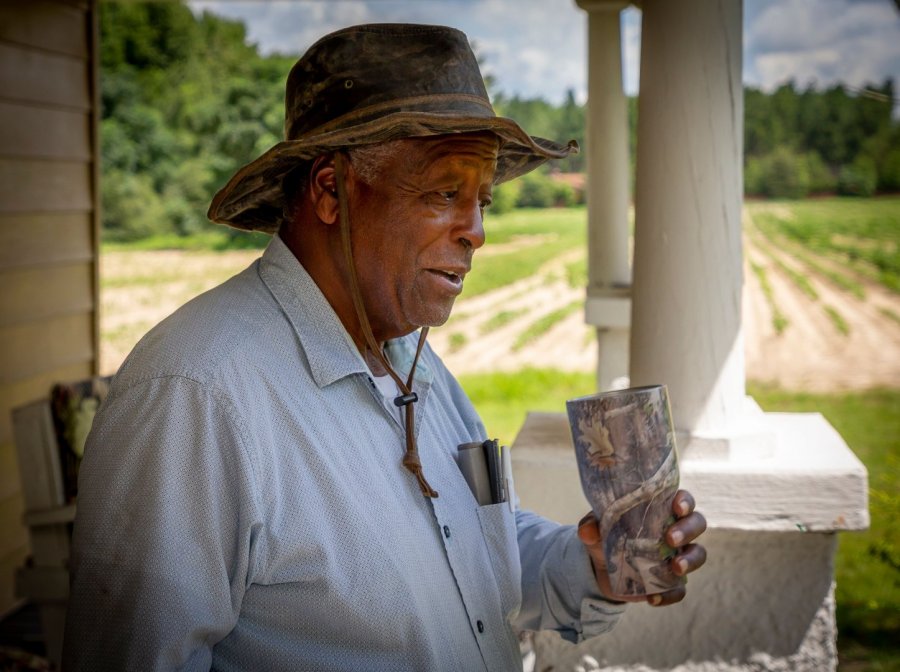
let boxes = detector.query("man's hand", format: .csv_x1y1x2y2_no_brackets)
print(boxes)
577,489,707,606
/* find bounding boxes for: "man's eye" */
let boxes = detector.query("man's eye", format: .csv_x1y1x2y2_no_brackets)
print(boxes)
438,191,458,201
480,198,492,210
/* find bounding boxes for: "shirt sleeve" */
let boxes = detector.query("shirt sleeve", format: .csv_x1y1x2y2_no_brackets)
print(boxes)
63,375,262,671
514,509,626,642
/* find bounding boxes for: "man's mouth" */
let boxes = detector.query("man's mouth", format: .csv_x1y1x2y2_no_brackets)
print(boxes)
427,267,467,292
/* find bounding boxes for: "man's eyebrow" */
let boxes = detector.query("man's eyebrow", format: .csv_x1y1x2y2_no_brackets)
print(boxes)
411,154,497,178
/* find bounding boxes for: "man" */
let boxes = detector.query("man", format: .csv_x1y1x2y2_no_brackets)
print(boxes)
65,24,705,671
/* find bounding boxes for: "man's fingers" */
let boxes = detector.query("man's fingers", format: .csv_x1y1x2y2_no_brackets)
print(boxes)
577,512,600,546
666,511,707,548
671,543,707,576
647,585,686,607
672,489,695,518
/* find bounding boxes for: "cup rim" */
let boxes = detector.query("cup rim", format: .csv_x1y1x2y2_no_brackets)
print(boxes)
566,384,667,405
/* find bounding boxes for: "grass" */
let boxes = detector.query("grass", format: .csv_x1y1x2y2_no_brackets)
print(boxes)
824,304,851,336
795,247,867,300
748,197,899,295
460,369,900,668
480,309,527,335
102,229,271,252
448,332,467,353
773,257,820,300
565,255,587,289
750,260,790,334
751,219,867,299
458,368,594,446
511,300,582,351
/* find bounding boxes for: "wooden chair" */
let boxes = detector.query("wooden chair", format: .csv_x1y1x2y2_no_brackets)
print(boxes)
12,377,111,667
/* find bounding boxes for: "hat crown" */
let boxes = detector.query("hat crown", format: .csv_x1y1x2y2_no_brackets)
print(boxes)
284,24,494,141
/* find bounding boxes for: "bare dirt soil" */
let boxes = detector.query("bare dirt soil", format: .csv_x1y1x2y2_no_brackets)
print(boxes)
100,227,900,392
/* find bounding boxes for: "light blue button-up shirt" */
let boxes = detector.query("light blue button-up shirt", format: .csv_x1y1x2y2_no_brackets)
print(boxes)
64,236,624,671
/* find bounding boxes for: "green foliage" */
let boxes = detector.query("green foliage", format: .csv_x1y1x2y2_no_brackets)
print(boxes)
494,89,584,173
550,179,577,207
746,147,810,198
878,146,900,192
102,169,171,241
99,2,289,243
744,80,899,198
489,181,520,215
838,156,879,197
804,151,838,194
515,172,557,208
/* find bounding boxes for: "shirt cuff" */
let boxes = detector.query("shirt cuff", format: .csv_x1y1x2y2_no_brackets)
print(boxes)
562,531,627,642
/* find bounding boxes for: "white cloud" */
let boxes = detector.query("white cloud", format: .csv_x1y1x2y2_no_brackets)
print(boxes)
744,0,900,90
189,0,899,102
188,0,588,104
621,7,641,96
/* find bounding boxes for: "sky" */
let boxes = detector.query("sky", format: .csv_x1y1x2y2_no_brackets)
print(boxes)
187,0,899,106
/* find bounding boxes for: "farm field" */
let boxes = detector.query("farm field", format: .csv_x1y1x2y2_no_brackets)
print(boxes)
99,197,900,668
101,199,900,391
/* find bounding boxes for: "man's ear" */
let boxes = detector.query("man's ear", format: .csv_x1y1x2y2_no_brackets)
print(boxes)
309,154,340,225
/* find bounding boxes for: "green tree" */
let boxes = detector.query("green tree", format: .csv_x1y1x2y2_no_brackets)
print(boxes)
838,156,878,197
555,89,585,173
99,1,290,241
758,147,810,199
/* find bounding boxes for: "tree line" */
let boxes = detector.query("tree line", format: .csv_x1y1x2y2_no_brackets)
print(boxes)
99,2,899,241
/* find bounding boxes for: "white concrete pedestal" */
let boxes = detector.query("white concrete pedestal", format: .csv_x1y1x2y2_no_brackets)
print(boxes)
511,411,868,671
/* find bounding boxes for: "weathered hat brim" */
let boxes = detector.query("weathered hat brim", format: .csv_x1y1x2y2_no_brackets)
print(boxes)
207,111,577,233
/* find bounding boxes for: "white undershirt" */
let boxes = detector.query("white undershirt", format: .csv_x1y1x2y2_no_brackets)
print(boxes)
371,373,402,423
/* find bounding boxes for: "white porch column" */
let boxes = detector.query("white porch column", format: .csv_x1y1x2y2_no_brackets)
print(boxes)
630,0,746,442
576,0,632,392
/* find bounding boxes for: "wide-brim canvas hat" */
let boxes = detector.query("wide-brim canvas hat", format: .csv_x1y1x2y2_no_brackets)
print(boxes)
207,23,578,233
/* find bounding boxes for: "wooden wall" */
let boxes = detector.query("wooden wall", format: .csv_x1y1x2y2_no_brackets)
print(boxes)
0,0,99,616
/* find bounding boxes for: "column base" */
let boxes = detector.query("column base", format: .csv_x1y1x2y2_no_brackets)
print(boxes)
676,396,777,461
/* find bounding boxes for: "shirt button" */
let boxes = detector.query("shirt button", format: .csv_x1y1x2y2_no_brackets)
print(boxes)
476,620,485,633
443,525,451,538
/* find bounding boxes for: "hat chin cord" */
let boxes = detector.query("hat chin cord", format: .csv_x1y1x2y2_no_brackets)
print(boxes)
334,153,438,499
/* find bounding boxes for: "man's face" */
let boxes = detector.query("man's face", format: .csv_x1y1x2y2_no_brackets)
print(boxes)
347,132,498,339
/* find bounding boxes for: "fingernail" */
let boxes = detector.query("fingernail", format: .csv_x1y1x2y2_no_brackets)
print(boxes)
670,530,684,545
679,501,690,516
676,558,688,574
649,594,662,606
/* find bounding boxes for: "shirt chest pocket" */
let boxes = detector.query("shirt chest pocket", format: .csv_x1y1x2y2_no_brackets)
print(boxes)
476,503,522,622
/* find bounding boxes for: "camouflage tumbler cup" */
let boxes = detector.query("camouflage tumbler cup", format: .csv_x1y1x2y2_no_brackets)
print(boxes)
566,385,682,600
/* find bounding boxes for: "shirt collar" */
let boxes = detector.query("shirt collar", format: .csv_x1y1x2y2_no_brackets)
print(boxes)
258,235,433,388
259,235,367,388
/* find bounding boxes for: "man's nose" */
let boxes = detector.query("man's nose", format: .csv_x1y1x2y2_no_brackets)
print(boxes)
457,201,486,250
